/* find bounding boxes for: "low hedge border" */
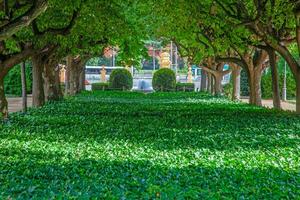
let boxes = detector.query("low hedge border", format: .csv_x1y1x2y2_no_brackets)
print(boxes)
92,83,110,91
176,83,195,92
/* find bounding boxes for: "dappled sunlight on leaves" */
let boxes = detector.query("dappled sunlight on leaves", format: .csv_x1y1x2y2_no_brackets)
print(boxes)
0,91,299,198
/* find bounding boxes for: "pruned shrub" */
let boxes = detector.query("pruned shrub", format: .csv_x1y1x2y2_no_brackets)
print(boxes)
176,83,195,92
92,83,109,91
109,69,133,91
152,68,176,92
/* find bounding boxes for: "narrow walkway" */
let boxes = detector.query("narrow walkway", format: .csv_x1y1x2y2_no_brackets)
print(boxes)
241,98,296,112
8,96,32,113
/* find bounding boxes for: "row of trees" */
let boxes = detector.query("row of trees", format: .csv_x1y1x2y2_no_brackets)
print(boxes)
1,0,300,119
151,0,300,113
0,0,148,119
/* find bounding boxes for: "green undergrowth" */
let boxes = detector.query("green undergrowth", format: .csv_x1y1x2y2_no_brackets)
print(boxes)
0,91,300,199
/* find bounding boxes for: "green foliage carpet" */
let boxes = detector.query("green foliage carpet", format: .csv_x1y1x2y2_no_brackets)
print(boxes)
1,92,300,199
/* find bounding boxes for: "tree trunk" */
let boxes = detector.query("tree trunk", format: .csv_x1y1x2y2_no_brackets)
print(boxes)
79,66,86,91
43,60,62,101
211,75,215,95
32,55,45,107
267,38,300,113
55,66,62,96
248,69,262,106
0,76,8,119
268,49,281,110
214,74,222,95
65,56,88,95
232,68,241,100
20,62,27,112
69,63,80,95
67,57,81,95
207,73,212,93
201,70,207,91
65,56,71,95
296,76,300,114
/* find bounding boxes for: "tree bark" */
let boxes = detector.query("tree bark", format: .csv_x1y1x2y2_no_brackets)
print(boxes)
296,76,300,114
207,73,212,93
0,76,8,119
268,48,281,110
232,68,241,100
201,70,207,91
248,68,262,106
66,56,81,95
32,55,45,107
66,56,88,95
211,75,215,95
79,67,86,91
243,50,267,107
65,56,71,94
20,62,27,112
214,74,222,95
43,59,62,101
68,64,80,95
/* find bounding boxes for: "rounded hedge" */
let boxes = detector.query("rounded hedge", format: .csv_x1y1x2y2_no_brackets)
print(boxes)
109,69,133,90
152,68,176,92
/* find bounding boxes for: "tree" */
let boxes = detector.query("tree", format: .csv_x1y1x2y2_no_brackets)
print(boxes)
0,0,151,119
214,0,300,112
152,0,267,103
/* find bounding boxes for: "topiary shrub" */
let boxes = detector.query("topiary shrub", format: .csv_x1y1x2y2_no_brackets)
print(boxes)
109,69,133,91
176,83,195,92
92,83,110,91
152,68,176,92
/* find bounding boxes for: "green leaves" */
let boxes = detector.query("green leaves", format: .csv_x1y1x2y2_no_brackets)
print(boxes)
1,91,300,198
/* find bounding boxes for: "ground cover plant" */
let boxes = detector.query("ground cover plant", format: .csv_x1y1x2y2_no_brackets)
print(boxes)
0,91,300,199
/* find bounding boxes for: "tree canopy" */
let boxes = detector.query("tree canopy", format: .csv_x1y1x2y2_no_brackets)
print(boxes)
1,0,300,116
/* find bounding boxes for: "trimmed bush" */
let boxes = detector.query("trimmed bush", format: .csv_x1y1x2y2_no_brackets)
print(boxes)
109,69,133,91
176,83,195,92
152,68,176,92
92,83,110,91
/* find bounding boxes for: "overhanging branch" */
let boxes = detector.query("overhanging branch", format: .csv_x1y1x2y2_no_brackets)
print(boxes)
0,0,48,41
